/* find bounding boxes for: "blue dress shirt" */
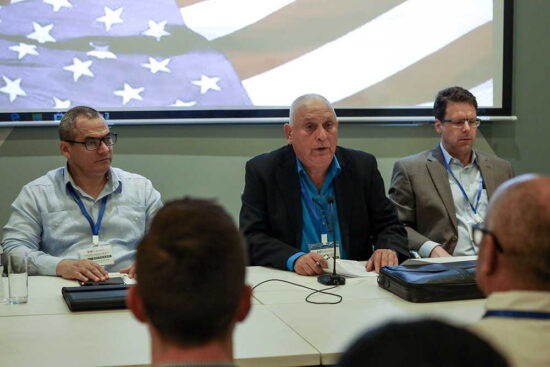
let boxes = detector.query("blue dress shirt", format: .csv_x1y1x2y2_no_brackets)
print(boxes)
1,165,162,275
286,157,343,271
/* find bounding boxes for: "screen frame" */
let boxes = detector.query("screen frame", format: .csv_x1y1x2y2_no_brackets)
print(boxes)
0,0,514,126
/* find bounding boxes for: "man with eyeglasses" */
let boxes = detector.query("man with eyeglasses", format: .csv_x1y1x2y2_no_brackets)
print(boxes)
388,86,513,258
1,106,162,281
470,174,550,367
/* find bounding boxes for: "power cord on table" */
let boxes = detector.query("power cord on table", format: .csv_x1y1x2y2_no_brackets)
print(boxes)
252,279,343,304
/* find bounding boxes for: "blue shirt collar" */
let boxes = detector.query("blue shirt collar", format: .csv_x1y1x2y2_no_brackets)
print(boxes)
296,155,341,178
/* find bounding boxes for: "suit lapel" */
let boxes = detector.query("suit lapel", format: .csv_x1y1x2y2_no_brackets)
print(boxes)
426,146,458,231
476,152,497,198
275,146,302,244
334,149,351,250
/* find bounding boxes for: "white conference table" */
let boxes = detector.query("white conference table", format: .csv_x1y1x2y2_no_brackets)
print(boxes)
0,276,318,367
247,265,486,366
1,264,486,367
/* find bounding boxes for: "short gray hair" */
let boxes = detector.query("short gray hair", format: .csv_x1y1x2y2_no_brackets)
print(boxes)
289,94,335,125
59,106,102,141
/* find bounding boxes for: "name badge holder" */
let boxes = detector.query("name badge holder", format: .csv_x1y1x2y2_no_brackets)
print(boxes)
309,242,341,261
68,186,114,266
78,245,114,266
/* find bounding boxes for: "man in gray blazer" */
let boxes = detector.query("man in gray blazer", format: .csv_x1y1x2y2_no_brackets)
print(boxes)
389,87,513,257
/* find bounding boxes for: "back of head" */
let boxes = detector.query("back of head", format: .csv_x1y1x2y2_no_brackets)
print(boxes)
338,320,509,367
433,86,478,121
59,106,102,140
486,174,550,287
136,197,246,346
289,93,335,125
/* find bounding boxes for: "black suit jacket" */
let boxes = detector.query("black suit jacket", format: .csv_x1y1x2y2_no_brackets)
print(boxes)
240,145,408,270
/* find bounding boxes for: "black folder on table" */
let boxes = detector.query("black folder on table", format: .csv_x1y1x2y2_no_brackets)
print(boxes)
377,260,485,303
62,284,129,311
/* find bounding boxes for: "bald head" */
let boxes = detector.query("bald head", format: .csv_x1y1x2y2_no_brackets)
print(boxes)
289,94,336,125
485,174,550,287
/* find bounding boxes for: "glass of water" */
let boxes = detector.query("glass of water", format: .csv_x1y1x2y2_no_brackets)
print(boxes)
0,252,7,303
8,254,28,304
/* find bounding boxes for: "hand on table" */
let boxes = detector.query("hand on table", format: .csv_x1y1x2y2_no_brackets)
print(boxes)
366,249,398,273
430,246,452,257
120,262,137,279
56,259,108,282
294,252,328,276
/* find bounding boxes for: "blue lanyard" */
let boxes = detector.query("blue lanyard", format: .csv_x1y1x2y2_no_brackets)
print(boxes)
484,310,550,320
67,185,108,242
299,179,329,236
441,147,484,214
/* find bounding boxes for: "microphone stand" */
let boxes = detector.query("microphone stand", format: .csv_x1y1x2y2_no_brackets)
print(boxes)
318,197,346,286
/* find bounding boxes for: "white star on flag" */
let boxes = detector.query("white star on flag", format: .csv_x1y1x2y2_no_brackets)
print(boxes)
171,99,196,107
43,0,72,12
26,22,56,44
192,74,221,94
9,43,39,60
0,76,27,102
142,57,171,74
63,57,94,82
96,7,124,32
87,43,117,59
114,83,144,104
142,20,170,41
53,96,71,108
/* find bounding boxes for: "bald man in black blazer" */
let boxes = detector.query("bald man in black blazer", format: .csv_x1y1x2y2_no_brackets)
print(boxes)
240,94,407,275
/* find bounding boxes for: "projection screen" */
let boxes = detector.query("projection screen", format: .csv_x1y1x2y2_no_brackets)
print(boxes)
0,0,512,125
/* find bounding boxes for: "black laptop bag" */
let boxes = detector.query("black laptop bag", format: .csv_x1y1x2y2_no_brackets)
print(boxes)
377,260,485,303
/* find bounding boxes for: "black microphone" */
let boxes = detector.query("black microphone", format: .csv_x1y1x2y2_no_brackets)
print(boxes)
318,196,346,286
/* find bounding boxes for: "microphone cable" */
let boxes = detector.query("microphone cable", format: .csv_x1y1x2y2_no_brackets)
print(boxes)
252,278,343,305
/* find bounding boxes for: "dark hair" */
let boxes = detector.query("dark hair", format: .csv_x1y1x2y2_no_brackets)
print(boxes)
338,320,509,367
136,197,246,346
59,106,102,140
433,86,478,121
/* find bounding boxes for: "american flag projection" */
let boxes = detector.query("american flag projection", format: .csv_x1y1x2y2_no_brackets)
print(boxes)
0,0,502,112
0,0,251,110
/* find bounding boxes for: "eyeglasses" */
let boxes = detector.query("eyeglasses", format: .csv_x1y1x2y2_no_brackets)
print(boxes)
470,223,504,253
441,118,481,129
64,133,117,151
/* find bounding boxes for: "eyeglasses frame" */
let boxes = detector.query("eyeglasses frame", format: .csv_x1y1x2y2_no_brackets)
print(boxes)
63,133,118,151
471,223,504,253
440,118,481,129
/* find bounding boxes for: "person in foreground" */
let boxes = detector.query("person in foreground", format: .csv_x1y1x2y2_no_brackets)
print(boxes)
1,106,162,281
338,319,509,367
240,93,408,275
389,86,513,257
471,174,550,367
127,197,252,367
